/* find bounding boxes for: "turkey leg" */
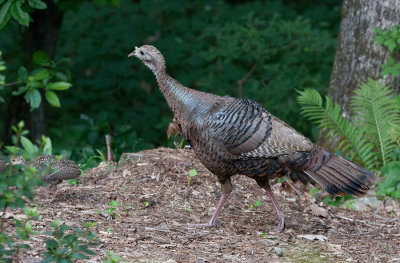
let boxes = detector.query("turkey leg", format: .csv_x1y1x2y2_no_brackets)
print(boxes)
263,181,285,232
188,193,230,227
188,178,232,227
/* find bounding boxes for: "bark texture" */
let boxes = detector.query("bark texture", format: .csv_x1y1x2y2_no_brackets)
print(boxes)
322,0,400,150
328,0,400,115
4,0,63,143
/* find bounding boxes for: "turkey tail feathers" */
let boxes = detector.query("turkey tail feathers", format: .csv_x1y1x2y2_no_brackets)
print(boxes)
291,147,375,196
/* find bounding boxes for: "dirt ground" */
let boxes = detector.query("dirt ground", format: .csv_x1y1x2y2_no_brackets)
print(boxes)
5,147,400,262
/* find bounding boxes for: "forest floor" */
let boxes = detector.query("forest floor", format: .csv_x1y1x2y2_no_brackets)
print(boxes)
6,147,400,262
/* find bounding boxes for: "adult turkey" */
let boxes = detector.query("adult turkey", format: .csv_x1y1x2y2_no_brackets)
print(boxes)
128,45,375,232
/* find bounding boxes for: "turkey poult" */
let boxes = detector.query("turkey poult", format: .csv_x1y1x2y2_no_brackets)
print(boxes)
10,156,81,200
128,45,375,232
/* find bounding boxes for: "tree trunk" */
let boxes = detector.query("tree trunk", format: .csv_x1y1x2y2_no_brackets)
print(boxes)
5,0,63,143
322,0,400,149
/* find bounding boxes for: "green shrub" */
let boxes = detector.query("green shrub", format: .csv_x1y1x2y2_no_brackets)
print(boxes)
42,220,98,262
377,161,400,199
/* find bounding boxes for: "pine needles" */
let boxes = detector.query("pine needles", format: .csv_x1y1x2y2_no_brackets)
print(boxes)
297,79,400,171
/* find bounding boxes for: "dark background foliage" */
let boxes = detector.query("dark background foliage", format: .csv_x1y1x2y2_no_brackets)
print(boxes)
0,0,342,161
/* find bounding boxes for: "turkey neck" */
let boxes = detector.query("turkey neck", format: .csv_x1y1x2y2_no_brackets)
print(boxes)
155,71,217,124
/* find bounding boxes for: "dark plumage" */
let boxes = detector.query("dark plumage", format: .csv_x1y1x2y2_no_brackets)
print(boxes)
129,45,376,232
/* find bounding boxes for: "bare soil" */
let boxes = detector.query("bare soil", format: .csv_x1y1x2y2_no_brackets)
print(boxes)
5,147,400,262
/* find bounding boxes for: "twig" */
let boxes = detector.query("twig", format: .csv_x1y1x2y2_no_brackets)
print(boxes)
333,213,388,228
260,79,268,89
379,217,399,228
1,81,22,87
105,134,112,162
286,180,302,197
237,58,262,97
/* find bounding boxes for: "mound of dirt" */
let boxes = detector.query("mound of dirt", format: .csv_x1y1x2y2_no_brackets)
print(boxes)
6,147,400,262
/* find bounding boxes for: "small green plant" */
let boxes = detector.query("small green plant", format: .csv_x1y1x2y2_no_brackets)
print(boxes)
0,122,52,261
375,26,400,76
143,201,149,207
0,207,41,262
106,200,119,219
42,220,98,262
121,203,133,216
342,200,356,210
260,232,266,238
309,187,319,198
103,250,121,263
83,149,113,171
5,121,52,160
67,179,78,186
376,161,400,199
250,200,262,210
322,195,353,207
187,169,198,185
183,201,192,213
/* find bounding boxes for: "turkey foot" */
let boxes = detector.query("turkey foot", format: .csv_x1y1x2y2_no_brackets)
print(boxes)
263,182,285,232
187,193,230,227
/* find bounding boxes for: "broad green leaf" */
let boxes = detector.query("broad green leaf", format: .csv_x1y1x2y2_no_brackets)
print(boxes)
189,169,197,177
44,239,58,249
33,68,50,80
109,200,119,207
32,51,50,66
24,89,41,109
5,145,22,155
21,136,36,156
27,80,42,89
12,86,29,95
45,90,60,107
43,136,52,155
375,36,384,45
28,0,47,9
0,1,11,29
47,81,72,90
10,1,29,26
391,27,399,38
55,71,67,81
384,39,396,51
18,66,28,80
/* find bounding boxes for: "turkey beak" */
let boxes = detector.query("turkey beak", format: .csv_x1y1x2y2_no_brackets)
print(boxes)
127,46,139,58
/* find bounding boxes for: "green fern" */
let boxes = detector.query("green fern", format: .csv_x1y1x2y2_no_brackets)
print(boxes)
350,79,400,166
297,89,375,170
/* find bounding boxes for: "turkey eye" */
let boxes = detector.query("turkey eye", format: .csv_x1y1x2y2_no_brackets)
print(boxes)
140,51,144,55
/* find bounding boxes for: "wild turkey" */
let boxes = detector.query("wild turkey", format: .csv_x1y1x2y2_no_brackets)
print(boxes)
128,45,375,232
9,156,81,200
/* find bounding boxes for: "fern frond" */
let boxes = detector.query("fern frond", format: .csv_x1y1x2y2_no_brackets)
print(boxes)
297,89,375,170
350,79,400,166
